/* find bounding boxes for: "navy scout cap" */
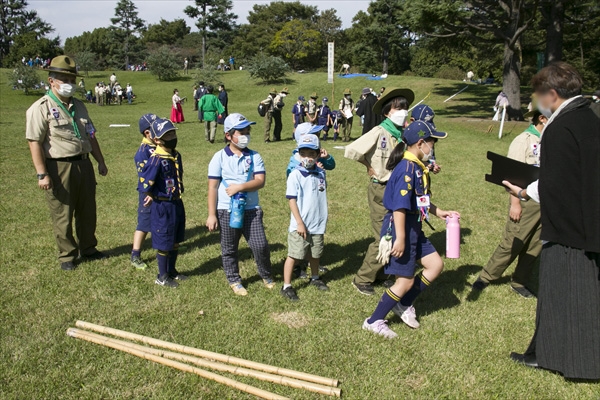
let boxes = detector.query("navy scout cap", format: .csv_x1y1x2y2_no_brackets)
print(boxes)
403,120,447,146
150,118,177,139
139,113,157,134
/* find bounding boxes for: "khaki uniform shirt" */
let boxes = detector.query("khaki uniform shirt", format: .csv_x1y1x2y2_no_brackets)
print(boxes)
26,94,94,158
507,126,541,165
344,125,399,182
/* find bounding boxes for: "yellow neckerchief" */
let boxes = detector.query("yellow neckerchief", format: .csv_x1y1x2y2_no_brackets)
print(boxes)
153,146,182,195
141,137,155,147
402,150,429,195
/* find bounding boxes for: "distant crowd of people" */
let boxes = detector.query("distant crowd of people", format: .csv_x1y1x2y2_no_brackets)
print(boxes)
21,56,52,69
79,72,135,106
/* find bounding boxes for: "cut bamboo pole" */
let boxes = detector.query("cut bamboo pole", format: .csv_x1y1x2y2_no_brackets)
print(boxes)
76,320,339,387
70,328,341,398
67,328,288,400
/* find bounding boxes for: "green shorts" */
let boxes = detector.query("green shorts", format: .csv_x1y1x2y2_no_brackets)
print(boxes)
288,232,324,260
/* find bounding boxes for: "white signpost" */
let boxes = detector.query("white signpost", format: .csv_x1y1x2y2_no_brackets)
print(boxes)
327,42,334,84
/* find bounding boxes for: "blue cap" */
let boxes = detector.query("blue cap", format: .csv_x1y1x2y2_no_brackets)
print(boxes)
403,120,447,146
298,96,305,101
224,113,256,133
295,122,324,145
139,113,157,134
297,133,320,150
150,118,177,139
411,105,435,124
323,97,328,102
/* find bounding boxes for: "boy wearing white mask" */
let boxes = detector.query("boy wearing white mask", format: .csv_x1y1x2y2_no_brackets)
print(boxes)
206,113,274,296
281,134,330,301
345,88,415,296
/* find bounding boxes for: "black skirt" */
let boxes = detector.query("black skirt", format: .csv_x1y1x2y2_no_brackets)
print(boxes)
526,242,600,380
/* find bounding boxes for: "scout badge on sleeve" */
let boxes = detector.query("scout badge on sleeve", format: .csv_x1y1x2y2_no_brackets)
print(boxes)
85,122,96,139
51,107,60,120
377,217,393,265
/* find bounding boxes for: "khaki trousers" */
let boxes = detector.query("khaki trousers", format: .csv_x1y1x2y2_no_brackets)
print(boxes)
264,111,273,141
205,120,217,141
342,116,353,140
479,200,542,287
354,182,388,285
45,158,98,262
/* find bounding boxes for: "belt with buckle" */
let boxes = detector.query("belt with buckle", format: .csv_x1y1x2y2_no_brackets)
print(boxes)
47,153,89,162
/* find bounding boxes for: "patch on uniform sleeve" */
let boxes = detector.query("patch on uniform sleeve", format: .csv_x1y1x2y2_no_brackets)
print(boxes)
416,170,422,178
400,189,408,196
404,175,411,183
50,108,60,119
143,183,148,189
407,183,412,190
161,159,169,167
380,136,387,149
139,177,145,183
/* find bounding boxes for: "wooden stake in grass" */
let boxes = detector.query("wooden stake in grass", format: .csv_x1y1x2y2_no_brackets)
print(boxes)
75,320,339,387
69,328,341,398
67,328,288,400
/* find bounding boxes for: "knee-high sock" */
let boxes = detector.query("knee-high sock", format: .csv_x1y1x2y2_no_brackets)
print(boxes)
368,289,401,324
157,251,168,278
399,273,431,307
168,250,179,276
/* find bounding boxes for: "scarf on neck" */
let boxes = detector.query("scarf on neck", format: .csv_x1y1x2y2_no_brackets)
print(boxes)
379,118,403,141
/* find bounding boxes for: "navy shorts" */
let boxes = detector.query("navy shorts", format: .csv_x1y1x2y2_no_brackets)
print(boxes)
151,199,185,251
381,213,437,277
136,191,151,232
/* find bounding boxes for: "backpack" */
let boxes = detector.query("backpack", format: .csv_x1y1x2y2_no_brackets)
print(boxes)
257,103,267,117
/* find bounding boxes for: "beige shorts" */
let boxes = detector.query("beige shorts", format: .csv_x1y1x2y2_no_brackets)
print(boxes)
288,232,324,260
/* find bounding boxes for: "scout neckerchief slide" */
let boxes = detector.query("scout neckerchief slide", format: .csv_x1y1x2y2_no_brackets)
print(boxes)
46,90,82,139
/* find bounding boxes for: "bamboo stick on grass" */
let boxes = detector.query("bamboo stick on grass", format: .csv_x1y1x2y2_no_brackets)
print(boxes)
67,328,288,400
75,320,339,387
69,328,341,397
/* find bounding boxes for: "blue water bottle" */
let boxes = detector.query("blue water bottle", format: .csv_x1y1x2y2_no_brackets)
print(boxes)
229,192,247,229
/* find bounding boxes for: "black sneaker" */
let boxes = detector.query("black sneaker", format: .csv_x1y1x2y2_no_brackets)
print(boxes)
352,279,375,296
511,285,535,299
170,273,189,281
83,251,108,260
61,261,77,271
472,279,489,291
280,286,299,301
310,279,329,291
318,266,329,273
155,275,179,288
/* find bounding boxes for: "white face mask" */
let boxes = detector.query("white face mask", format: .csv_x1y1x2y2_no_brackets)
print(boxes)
56,82,77,98
233,134,250,149
280,93,287,98
390,109,408,127
420,141,434,162
537,103,553,118
301,157,316,169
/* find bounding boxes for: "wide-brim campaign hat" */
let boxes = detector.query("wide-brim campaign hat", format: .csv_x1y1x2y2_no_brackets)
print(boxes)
281,87,290,94
343,88,352,95
373,87,415,115
523,93,538,119
48,55,82,77
310,92,318,99
224,113,256,132
403,120,447,146
269,87,277,95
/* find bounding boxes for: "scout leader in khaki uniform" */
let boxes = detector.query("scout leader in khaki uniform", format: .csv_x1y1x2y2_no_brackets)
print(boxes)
26,55,109,271
345,88,415,295
472,110,547,298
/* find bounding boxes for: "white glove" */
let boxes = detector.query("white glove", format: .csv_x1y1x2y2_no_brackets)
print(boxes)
376,235,393,265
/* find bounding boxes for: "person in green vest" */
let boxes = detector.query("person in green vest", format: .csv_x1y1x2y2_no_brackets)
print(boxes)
198,85,225,144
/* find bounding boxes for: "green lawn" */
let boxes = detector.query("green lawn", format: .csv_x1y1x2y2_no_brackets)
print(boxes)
1,69,597,399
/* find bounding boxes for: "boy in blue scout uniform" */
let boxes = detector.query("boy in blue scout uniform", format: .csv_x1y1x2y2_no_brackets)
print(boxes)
139,118,188,288
206,113,275,296
292,96,306,136
317,97,333,140
281,134,330,301
286,122,336,177
363,120,459,338
130,113,158,270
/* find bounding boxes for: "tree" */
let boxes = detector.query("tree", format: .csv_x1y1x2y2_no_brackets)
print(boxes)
0,0,55,66
110,0,145,69
248,54,291,83
270,20,322,69
64,28,114,70
184,0,238,68
4,32,61,67
143,19,190,45
74,51,97,77
406,0,539,120
7,63,41,94
147,46,180,81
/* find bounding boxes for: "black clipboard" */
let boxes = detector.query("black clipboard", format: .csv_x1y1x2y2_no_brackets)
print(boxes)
485,151,539,188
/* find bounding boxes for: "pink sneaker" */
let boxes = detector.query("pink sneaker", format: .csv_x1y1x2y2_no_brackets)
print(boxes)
362,318,398,339
393,304,420,329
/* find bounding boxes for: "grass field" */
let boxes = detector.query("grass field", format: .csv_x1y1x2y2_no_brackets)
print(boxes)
1,68,598,399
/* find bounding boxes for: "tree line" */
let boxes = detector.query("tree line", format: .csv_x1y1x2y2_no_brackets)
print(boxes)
3,0,599,118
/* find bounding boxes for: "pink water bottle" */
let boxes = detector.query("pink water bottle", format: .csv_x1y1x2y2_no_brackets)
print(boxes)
446,214,460,259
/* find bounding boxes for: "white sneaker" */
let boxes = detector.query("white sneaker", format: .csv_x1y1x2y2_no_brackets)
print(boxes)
392,303,420,329
362,318,398,339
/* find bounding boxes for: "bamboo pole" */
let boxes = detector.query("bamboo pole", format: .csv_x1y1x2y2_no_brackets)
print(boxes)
70,328,341,398
76,320,339,387
408,92,431,112
443,86,469,103
498,105,507,139
67,328,288,400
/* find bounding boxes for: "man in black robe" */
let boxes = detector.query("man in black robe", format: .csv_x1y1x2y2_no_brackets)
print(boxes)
356,88,382,135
